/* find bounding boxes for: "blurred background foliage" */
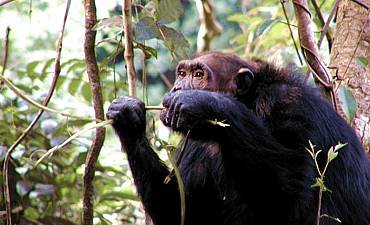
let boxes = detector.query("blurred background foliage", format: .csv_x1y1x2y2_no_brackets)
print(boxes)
0,0,337,224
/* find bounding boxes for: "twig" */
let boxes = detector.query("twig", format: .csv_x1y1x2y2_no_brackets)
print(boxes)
160,73,173,89
35,120,112,166
164,131,190,225
0,74,99,122
280,0,304,65
195,0,223,52
3,1,71,224
164,130,191,183
142,52,148,105
317,0,338,49
311,0,333,50
82,0,106,224
122,0,137,96
112,32,124,99
0,0,14,7
0,27,10,85
1,26,13,225
145,105,164,110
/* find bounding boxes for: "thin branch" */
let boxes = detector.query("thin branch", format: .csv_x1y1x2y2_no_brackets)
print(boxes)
34,105,162,165
2,1,71,223
142,53,148,104
35,120,111,166
1,26,13,225
317,0,339,49
112,33,124,99
195,0,223,52
1,27,10,83
311,0,333,50
280,0,304,65
0,74,99,121
292,0,337,109
82,0,106,224
160,73,173,89
122,0,137,96
0,0,14,7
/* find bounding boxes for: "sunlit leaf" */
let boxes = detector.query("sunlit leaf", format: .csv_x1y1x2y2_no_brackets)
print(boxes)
227,14,250,23
135,43,158,59
26,61,41,80
338,86,357,123
160,25,190,59
24,207,40,220
355,56,368,68
100,190,139,202
93,16,122,30
81,82,92,102
158,0,183,24
41,58,55,80
327,146,338,163
68,78,82,96
255,18,280,37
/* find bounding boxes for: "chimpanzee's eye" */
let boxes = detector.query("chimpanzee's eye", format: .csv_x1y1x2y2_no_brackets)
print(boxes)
193,70,204,78
178,70,186,77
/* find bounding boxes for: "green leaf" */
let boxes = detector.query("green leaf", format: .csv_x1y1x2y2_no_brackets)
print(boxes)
159,25,190,59
255,18,280,37
100,48,124,68
81,83,92,102
135,43,158,59
338,86,357,123
61,58,83,70
311,177,324,189
41,58,55,80
327,146,338,163
55,76,67,90
100,190,139,202
334,142,347,152
227,14,249,23
24,207,40,220
26,61,41,80
93,16,122,30
134,16,161,42
133,17,190,59
68,78,82,96
355,56,368,68
158,0,183,24
66,60,85,75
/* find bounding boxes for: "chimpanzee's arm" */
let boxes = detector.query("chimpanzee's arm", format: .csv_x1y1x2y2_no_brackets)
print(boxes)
107,96,180,225
161,90,307,192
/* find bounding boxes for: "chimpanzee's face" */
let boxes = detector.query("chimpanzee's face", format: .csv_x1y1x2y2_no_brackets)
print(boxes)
171,53,243,95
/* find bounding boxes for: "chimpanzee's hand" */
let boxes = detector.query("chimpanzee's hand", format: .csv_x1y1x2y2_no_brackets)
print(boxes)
107,96,146,139
160,90,218,131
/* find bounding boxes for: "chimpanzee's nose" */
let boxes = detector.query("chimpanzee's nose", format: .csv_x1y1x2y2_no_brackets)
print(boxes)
170,86,181,93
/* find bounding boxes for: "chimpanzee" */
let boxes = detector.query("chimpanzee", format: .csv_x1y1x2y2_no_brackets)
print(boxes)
107,51,370,225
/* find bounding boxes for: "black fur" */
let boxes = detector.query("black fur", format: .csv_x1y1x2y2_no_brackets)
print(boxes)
107,53,370,225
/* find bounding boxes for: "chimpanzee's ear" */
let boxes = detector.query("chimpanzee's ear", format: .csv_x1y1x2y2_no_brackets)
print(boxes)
235,68,254,96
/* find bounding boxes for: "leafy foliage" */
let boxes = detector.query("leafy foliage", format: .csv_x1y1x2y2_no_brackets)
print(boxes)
0,0,360,224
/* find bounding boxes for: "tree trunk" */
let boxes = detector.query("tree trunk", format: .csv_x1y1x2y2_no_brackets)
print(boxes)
329,0,370,148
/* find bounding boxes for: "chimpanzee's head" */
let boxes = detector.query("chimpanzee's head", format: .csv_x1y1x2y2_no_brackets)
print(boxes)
170,51,257,96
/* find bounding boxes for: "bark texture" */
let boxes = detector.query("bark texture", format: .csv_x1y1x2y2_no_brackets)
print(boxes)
83,0,106,224
122,0,137,96
329,0,370,147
